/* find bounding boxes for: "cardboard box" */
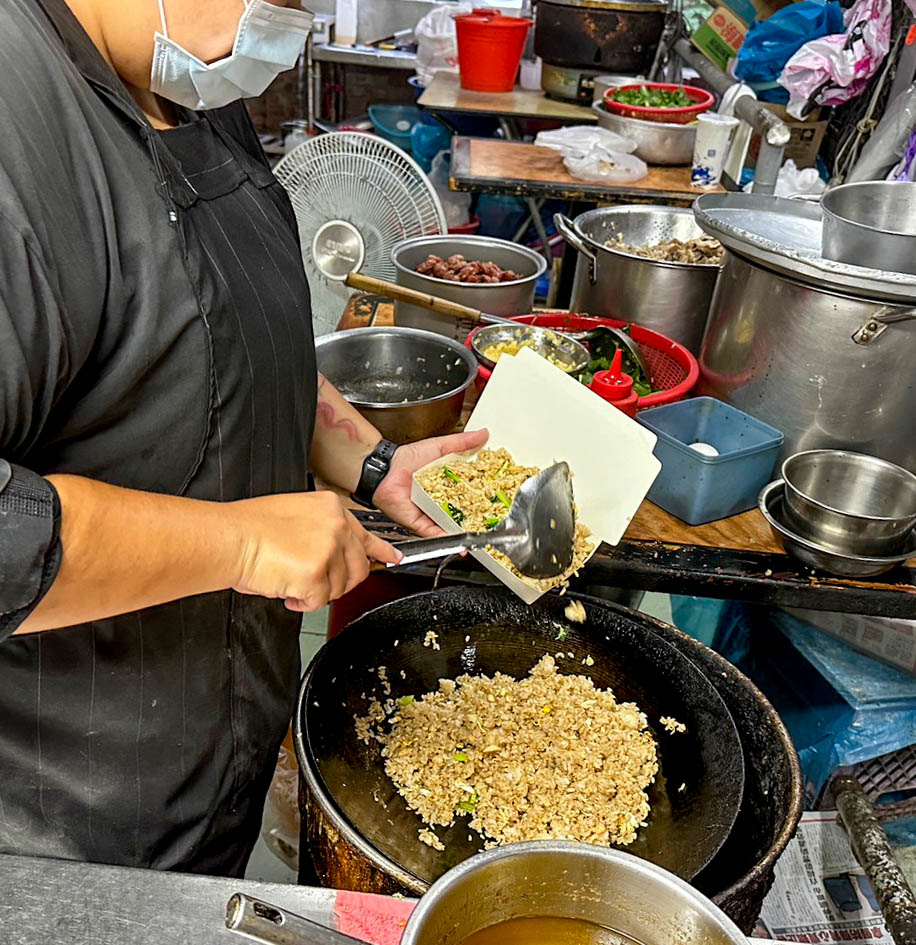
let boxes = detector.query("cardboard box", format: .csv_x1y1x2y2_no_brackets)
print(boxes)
783,608,916,675
691,5,748,72
747,103,828,168
411,347,660,604
721,0,791,26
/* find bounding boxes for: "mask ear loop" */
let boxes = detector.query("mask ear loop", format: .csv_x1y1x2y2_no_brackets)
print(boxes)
156,0,169,37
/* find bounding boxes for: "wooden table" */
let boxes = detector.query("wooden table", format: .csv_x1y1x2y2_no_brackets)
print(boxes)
451,136,722,206
332,313,914,619
417,72,595,124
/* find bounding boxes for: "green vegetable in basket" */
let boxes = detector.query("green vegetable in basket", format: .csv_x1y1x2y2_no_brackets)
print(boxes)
576,327,661,396
608,85,693,109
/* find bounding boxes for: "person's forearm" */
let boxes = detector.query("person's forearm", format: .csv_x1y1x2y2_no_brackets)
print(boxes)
16,475,243,635
309,374,383,493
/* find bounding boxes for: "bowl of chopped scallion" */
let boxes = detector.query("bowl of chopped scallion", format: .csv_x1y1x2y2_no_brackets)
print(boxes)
603,82,714,124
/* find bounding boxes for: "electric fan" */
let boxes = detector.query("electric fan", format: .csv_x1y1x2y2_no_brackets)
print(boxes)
273,132,447,335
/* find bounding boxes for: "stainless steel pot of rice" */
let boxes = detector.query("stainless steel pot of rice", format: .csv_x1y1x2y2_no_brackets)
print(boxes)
392,235,547,342
555,206,721,354
401,841,748,945
315,327,477,444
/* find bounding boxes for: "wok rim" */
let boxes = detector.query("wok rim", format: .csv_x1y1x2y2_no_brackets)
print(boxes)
294,587,748,892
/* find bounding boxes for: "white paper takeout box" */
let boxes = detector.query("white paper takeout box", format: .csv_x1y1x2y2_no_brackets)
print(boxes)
410,346,662,603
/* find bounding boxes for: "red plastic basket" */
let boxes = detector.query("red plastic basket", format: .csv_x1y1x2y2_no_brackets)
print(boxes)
603,83,714,124
466,313,699,409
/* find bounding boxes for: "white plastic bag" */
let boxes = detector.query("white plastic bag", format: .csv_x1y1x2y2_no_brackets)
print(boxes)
260,744,300,871
429,151,472,228
742,159,825,196
535,126,648,184
415,4,471,87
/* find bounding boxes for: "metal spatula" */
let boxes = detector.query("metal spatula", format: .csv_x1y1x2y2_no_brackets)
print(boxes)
391,462,576,579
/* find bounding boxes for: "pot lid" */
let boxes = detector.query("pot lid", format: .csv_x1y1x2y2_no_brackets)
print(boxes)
693,192,916,303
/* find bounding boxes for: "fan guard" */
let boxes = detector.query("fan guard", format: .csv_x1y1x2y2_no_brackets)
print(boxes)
274,132,447,336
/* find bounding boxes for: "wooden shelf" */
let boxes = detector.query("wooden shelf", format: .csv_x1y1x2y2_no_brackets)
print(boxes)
450,137,722,205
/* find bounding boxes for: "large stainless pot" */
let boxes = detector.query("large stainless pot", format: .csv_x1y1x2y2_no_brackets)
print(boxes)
392,235,546,342
698,252,916,471
556,207,720,354
402,842,748,945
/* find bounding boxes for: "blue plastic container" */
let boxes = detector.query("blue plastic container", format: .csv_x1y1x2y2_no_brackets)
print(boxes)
636,396,784,525
368,104,421,153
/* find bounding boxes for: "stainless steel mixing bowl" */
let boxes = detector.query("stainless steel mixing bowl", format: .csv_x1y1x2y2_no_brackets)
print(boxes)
782,450,916,557
315,327,478,444
592,101,696,165
821,180,916,275
401,841,748,945
392,235,546,342
470,323,590,373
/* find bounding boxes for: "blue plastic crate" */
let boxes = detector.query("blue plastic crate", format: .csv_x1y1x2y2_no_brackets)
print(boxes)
637,396,784,524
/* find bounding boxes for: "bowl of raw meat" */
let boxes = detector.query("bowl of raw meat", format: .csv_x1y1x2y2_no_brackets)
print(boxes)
392,235,546,342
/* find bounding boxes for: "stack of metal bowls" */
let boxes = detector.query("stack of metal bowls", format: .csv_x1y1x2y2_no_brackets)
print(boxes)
759,450,916,576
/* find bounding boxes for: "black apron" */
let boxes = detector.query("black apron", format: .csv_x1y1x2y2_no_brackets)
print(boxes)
0,86,317,872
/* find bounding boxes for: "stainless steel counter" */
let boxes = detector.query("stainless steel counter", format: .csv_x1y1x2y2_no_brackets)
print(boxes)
313,44,417,70
0,853,338,944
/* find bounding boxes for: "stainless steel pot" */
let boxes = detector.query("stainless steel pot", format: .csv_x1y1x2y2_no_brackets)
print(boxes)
592,102,696,165
392,236,546,342
821,181,916,275
401,842,748,945
698,252,916,472
556,207,720,354
315,327,477,444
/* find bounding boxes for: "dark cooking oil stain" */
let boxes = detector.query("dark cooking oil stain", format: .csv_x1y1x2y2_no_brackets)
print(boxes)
460,916,644,945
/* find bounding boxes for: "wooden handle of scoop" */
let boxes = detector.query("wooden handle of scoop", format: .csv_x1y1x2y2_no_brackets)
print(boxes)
345,272,484,324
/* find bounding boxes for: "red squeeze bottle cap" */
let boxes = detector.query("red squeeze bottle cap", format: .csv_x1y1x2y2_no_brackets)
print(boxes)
591,349,634,400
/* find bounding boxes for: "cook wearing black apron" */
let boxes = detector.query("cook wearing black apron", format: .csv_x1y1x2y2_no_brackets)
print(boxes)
0,0,483,875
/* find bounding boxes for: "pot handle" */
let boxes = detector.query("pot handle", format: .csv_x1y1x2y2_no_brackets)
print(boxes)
226,893,366,945
852,306,916,345
553,213,597,285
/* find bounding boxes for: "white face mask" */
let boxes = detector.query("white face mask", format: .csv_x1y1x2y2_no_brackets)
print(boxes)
150,0,314,111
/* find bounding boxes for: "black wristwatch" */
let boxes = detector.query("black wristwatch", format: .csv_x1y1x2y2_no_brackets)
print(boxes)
352,438,398,507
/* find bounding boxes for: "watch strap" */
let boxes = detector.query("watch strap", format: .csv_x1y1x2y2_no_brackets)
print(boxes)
352,438,398,507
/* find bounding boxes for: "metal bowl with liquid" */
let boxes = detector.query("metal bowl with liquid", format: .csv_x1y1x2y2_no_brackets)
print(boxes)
401,842,748,945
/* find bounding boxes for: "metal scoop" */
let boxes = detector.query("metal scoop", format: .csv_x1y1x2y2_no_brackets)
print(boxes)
391,462,576,579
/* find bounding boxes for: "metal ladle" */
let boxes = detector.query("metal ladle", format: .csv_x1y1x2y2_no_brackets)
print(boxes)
390,462,576,579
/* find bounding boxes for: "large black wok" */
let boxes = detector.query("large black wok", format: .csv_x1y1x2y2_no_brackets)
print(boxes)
295,587,745,889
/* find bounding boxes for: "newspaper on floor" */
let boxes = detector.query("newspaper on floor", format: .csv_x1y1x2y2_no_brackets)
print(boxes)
752,811,892,945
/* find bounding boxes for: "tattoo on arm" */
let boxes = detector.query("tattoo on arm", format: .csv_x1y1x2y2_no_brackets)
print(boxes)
316,400,359,442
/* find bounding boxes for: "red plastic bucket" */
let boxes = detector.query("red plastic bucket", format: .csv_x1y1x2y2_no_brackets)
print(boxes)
455,9,532,93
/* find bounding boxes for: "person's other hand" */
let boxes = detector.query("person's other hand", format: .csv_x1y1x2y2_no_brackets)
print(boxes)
231,491,400,612
372,429,489,537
